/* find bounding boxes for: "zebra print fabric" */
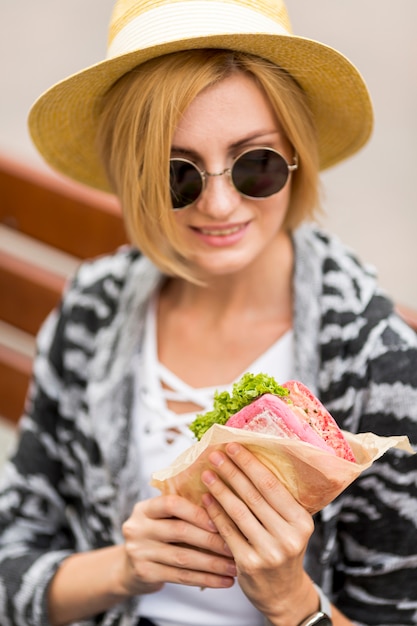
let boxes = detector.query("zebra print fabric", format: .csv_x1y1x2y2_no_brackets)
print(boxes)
0,224,416,625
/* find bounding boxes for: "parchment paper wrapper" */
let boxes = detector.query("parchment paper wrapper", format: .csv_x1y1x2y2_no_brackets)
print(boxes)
151,425,414,514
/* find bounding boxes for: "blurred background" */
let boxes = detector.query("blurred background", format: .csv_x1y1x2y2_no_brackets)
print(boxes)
0,0,416,460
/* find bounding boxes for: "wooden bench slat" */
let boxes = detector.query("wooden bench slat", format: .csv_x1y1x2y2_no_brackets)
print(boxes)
0,156,129,426
0,250,65,335
0,155,127,259
396,305,417,333
0,344,32,425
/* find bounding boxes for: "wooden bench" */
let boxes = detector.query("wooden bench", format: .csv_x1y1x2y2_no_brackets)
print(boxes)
0,154,127,425
0,153,416,427
396,305,417,334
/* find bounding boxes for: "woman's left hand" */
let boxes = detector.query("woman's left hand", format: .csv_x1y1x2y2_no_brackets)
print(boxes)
201,442,319,626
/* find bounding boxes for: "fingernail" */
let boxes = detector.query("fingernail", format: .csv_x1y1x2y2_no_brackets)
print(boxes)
209,451,224,467
202,492,214,507
227,563,237,576
226,442,240,455
201,470,216,486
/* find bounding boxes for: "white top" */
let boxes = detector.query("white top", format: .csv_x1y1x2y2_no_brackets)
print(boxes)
134,292,294,626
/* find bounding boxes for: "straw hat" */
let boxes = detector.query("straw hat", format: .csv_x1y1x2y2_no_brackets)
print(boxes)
28,0,373,192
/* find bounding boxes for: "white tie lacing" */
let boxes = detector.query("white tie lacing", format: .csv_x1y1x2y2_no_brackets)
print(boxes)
137,292,229,442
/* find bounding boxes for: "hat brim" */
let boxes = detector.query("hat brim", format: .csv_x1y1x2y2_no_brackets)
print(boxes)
28,32,373,192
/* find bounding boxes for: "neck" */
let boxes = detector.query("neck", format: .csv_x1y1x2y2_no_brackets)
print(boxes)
161,230,294,325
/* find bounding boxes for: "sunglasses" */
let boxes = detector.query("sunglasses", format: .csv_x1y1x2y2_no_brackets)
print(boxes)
169,147,298,210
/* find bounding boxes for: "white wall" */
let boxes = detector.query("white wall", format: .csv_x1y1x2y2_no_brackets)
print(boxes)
288,1,417,309
1,0,416,307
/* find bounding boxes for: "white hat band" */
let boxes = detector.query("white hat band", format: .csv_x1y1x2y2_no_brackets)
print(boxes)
107,1,290,59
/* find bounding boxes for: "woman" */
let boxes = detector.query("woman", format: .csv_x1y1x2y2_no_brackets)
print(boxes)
0,0,416,625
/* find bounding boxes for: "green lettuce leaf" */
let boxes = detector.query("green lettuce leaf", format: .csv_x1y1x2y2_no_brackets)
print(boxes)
189,372,289,441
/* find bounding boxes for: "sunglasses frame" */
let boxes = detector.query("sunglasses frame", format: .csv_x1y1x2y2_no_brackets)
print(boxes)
169,147,298,210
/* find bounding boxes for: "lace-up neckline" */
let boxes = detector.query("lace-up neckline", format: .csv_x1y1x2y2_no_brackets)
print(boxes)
137,292,229,441
138,289,295,437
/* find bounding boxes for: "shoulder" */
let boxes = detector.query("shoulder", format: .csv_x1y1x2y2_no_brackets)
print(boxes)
295,227,417,436
36,247,161,373
293,223,395,325
66,245,141,302
61,246,159,324
294,224,378,294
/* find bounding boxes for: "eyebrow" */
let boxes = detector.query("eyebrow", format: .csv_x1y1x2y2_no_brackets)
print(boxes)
171,129,282,158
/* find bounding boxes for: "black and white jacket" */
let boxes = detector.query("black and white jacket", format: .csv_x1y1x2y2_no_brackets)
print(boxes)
0,224,416,626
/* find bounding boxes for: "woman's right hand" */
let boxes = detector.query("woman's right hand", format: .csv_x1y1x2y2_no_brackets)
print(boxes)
118,494,237,596
48,494,236,625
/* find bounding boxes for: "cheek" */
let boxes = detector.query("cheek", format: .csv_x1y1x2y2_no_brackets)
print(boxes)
258,190,291,230
172,210,190,238
170,211,197,255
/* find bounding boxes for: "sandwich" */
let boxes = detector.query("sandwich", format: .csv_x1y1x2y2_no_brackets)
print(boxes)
189,373,356,462
152,373,412,513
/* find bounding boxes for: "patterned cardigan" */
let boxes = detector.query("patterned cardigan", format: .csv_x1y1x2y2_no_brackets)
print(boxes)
0,224,416,626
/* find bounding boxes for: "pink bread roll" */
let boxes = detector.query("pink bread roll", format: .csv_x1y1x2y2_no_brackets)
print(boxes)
226,394,337,455
282,380,356,462
226,383,356,462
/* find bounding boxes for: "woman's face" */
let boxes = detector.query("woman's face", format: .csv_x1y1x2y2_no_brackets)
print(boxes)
171,72,294,278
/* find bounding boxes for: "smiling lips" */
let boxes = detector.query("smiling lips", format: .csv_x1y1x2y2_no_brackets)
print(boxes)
194,223,247,236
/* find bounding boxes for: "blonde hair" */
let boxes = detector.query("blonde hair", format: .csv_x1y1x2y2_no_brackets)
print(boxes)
97,49,320,280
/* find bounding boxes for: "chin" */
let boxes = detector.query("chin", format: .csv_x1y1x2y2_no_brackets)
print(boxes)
191,253,256,279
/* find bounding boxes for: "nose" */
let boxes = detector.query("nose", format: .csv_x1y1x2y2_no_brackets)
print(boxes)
195,168,240,218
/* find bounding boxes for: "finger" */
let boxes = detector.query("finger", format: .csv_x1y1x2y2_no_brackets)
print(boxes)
140,495,217,532
201,467,270,549
161,517,234,557
202,449,313,545
201,490,246,547
152,541,237,578
201,478,311,574
128,539,237,587
223,443,308,524
124,508,232,557
139,559,236,589
204,448,284,534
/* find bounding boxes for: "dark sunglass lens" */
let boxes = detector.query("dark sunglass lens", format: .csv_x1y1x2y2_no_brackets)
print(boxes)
232,149,289,198
169,159,203,209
